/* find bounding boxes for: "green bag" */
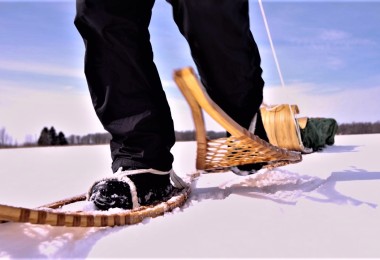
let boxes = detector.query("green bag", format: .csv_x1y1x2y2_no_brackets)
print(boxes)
300,118,338,151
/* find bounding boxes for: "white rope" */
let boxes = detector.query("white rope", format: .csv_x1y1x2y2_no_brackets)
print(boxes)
115,168,189,189
115,168,140,208
258,0,294,120
116,168,171,176
119,176,140,209
258,0,286,89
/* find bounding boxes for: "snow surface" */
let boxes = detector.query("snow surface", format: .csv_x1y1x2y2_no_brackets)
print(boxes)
1,134,380,259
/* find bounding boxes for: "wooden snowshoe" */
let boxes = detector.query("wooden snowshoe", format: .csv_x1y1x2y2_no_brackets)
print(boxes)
0,187,190,227
173,67,302,171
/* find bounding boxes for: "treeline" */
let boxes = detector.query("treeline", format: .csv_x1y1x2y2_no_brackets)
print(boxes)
36,127,112,146
1,122,380,148
337,121,380,135
66,131,226,145
67,133,111,145
0,127,226,148
67,131,226,145
174,130,225,141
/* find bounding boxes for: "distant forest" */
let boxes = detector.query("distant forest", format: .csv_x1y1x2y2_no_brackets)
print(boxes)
1,121,380,148
336,122,380,135
66,130,226,145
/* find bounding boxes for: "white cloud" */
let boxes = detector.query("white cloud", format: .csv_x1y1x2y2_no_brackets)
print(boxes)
319,29,350,41
0,85,103,143
288,28,375,52
317,29,376,49
264,83,380,123
326,56,345,70
0,60,84,79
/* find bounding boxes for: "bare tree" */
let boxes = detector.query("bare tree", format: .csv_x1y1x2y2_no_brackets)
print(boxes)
0,127,13,147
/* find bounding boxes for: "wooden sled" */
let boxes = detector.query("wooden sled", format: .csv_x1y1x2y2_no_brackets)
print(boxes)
0,188,190,227
260,104,313,154
173,67,302,171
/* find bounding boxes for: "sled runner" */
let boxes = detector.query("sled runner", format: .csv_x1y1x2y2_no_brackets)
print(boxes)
173,67,302,171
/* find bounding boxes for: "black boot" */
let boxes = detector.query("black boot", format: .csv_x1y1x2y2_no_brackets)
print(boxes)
232,111,269,175
88,168,179,210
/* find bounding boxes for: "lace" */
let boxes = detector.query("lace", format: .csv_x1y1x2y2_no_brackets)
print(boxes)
115,168,189,189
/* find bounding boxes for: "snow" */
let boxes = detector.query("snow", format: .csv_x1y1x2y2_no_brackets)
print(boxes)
1,134,380,259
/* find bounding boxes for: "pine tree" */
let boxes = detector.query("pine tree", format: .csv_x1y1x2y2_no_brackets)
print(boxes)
49,127,57,145
37,127,50,146
37,127,68,146
57,132,68,145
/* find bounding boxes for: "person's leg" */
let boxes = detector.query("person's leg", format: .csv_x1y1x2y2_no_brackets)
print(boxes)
75,0,181,210
75,0,175,172
168,0,268,174
167,0,267,134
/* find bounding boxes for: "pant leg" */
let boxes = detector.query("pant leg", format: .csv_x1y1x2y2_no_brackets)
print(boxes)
75,0,175,172
167,0,266,133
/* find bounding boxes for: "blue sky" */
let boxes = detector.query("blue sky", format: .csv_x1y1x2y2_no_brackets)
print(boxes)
1,0,380,143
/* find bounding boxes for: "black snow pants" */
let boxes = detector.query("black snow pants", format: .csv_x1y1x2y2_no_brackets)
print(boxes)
74,0,265,172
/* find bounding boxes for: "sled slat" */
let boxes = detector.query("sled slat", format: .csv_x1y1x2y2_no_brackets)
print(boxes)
261,104,312,153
